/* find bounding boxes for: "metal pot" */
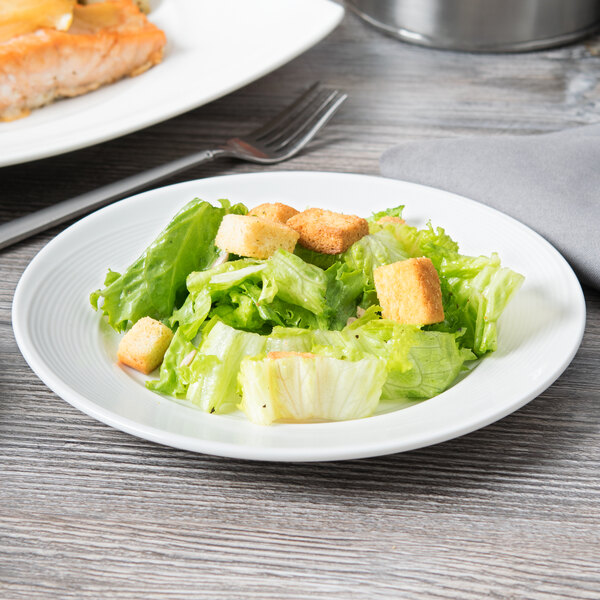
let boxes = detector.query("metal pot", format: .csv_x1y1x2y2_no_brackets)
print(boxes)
346,0,600,52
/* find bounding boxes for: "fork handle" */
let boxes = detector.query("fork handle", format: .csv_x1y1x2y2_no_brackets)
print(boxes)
0,148,227,251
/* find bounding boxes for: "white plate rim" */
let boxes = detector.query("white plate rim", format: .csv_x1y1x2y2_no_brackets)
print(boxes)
0,0,344,167
12,171,586,461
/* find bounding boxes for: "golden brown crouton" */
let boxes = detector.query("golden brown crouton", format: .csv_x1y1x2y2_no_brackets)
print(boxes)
215,214,299,259
373,257,444,325
248,202,299,224
378,215,405,226
117,316,173,374
287,208,369,254
266,351,316,360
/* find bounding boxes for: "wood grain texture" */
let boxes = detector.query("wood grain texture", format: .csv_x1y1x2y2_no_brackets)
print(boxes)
1,9,599,600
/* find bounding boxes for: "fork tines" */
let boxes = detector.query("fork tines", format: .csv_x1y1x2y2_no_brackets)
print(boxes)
251,83,347,151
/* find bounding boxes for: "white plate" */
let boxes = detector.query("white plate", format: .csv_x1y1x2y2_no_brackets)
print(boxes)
0,0,344,167
12,172,586,461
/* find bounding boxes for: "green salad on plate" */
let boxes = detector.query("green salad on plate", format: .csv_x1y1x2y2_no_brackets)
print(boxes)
91,198,524,425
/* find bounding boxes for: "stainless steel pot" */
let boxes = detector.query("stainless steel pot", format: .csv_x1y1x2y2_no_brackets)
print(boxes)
346,0,600,52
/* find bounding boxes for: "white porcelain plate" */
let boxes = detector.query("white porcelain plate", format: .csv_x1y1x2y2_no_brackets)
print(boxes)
0,0,344,167
12,172,586,461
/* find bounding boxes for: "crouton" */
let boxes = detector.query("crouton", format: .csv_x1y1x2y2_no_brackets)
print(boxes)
373,257,444,325
248,202,299,224
215,214,299,259
378,215,405,226
117,316,174,374
287,208,369,254
267,351,316,360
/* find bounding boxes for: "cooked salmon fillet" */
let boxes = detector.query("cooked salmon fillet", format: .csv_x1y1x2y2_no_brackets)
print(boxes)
0,0,166,121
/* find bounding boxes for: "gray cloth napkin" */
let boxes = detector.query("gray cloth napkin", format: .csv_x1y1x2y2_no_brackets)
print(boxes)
380,124,600,290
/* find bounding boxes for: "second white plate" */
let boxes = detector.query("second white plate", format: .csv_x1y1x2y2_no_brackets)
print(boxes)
12,172,586,461
0,0,344,167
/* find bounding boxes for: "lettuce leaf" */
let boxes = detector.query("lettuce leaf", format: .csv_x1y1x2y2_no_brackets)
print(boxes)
341,230,410,302
293,245,339,270
185,320,266,413
381,221,524,356
324,263,367,330
389,221,459,264
171,259,267,335
265,250,330,317
433,254,525,355
367,204,405,224
239,354,387,425
372,324,475,399
146,329,197,398
168,289,212,340
90,198,246,331
265,327,315,353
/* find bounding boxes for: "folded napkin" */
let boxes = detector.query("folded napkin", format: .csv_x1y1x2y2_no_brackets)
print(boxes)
380,124,600,290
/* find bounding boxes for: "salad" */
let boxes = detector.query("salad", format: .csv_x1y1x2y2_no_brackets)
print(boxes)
90,198,524,425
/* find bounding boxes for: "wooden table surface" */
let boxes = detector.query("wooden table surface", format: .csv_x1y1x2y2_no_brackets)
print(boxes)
1,8,599,599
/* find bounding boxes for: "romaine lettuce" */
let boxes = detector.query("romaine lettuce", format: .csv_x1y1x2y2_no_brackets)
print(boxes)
239,354,387,425
90,198,246,331
260,318,474,402
366,217,524,356
185,321,266,413
146,329,197,398
264,250,330,316
367,205,405,225
433,254,524,355
373,324,475,399
342,230,409,291
324,263,367,329
171,249,360,337
98,196,522,423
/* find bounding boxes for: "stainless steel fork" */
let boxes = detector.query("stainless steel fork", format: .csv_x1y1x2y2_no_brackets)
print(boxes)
0,83,347,250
